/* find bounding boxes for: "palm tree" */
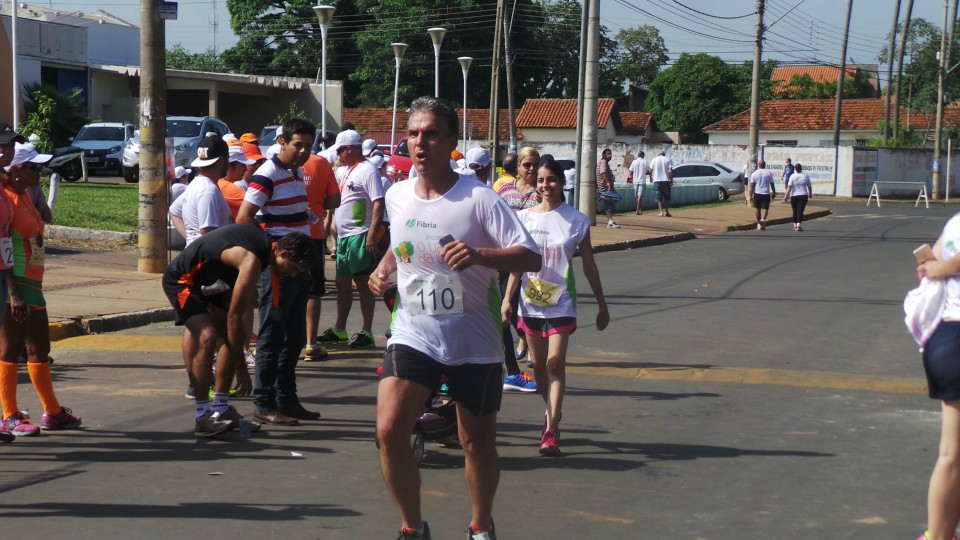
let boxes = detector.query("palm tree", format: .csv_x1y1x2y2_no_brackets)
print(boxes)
21,82,90,149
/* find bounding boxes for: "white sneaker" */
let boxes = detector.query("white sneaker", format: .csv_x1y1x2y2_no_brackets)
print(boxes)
756,223,763,230
606,222,620,229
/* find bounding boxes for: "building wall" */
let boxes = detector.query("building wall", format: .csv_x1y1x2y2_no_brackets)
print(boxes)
86,24,138,66
709,130,879,147
89,71,136,122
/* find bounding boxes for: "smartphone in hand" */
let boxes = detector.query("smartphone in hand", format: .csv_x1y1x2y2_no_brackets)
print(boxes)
914,243,936,263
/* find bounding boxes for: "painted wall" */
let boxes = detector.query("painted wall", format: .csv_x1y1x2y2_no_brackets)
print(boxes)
709,130,878,147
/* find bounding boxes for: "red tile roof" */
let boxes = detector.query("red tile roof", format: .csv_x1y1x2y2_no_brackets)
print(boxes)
771,65,857,86
619,111,652,135
342,108,512,141
516,98,617,129
703,98,933,132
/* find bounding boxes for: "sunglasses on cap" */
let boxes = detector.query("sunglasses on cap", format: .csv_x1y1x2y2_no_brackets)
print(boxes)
23,162,42,171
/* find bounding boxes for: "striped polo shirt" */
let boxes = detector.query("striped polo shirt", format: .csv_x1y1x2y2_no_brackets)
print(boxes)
244,155,309,238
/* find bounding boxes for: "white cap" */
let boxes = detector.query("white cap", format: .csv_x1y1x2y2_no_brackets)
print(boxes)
265,143,282,159
465,147,492,168
362,138,377,157
222,133,238,144
3,142,52,172
368,154,386,171
174,166,192,179
274,125,282,142
331,130,362,154
228,144,255,165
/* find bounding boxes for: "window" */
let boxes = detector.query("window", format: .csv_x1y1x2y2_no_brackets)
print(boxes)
765,140,798,146
672,165,691,178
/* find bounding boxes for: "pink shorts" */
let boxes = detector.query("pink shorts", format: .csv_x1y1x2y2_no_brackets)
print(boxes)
518,316,577,338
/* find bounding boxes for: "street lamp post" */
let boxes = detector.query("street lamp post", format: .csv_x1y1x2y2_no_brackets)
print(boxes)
458,57,473,147
313,5,335,137
390,42,408,153
427,27,447,98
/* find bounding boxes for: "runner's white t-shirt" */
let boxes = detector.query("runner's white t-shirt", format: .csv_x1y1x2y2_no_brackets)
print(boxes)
936,215,960,321
334,160,385,239
750,169,775,195
169,174,232,246
386,175,540,365
516,203,590,320
787,173,812,197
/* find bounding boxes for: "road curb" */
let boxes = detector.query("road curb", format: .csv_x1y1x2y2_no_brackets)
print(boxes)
592,232,697,254
48,307,174,342
45,224,136,242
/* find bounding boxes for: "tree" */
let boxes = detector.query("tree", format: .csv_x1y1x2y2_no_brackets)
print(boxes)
613,25,668,87
647,54,772,142
167,45,228,72
20,83,89,148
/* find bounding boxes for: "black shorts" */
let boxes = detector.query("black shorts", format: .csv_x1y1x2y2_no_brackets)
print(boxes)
382,344,503,416
161,275,230,326
309,239,327,297
923,321,960,400
655,182,672,202
753,193,771,209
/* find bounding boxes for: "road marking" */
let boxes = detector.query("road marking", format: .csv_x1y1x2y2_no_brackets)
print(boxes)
53,335,928,395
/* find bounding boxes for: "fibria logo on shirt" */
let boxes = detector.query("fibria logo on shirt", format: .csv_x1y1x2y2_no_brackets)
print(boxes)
404,219,437,229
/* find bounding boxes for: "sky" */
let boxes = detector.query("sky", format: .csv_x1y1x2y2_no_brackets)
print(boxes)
38,0,947,87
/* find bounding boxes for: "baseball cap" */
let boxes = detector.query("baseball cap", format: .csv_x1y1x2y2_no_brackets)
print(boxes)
0,122,25,146
228,144,255,165
368,154,386,171
274,126,282,142
174,166,192,179
362,138,377,157
239,132,259,145
242,142,265,162
265,143,281,159
451,149,464,161
222,133,239,146
331,130,362,154
190,134,229,168
3,142,52,172
465,147,492,168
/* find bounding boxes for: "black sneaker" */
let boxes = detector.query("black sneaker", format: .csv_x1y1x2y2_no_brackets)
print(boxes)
349,330,376,349
185,385,195,399
318,327,348,344
397,521,431,540
466,519,496,539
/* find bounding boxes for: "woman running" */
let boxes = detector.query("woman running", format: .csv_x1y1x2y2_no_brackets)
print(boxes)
783,163,812,231
0,142,81,436
502,158,610,456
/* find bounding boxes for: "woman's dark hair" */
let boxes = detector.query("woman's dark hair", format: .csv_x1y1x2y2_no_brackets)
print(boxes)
276,232,319,267
409,96,459,138
794,163,802,172
538,158,565,182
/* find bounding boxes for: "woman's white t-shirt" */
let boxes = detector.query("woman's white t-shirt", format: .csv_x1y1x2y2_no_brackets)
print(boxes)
386,176,540,365
787,173,812,197
516,203,590,320
939,214,960,321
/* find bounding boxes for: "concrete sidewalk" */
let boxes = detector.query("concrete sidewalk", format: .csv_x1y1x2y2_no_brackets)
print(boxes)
41,200,828,340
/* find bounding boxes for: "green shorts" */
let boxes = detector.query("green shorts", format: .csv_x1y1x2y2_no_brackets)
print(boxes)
9,276,45,309
336,233,376,278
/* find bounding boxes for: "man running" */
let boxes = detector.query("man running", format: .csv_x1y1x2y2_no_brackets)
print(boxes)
370,96,541,540
162,224,317,437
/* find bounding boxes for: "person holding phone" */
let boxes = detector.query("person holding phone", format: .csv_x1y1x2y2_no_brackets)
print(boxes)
916,217,960,540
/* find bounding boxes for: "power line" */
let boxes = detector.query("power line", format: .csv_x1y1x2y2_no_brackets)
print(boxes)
663,0,756,20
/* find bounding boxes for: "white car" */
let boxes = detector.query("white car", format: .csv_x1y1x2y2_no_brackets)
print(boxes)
670,162,745,201
70,122,135,178
122,116,231,182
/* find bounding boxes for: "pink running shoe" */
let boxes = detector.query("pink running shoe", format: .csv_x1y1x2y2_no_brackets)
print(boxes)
918,531,959,540
0,424,14,443
539,428,560,457
41,407,82,430
3,412,40,436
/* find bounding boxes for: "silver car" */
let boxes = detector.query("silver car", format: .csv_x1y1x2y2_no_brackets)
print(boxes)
670,162,745,201
70,122,134,178
122,116,231,182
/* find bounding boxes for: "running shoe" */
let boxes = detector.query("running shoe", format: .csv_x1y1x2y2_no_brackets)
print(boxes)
41,407,82,430
318,327,349,344
797,224,803,231
304,344,329,361
503,372,538,393
540,428,561,457
606,221,620,229
195,410,235,438
397,521,432,540
185,385,196,399
466,519,496,540
3,412,39,437
349,330,376,349
917,532,958,540
220,405,261,432
0,425,15,443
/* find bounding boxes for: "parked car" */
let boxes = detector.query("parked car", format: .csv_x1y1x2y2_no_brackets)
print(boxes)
386,139,412,182
258,125,337,157
122,116,231,183
70,122,134,178
670,162,744,201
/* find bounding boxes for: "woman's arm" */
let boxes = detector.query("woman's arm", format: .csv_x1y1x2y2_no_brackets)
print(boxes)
501,272,521,326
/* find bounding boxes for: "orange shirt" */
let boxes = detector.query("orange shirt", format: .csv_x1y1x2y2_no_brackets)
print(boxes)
217,178,246,221
5,186,44,282
302,154,339,239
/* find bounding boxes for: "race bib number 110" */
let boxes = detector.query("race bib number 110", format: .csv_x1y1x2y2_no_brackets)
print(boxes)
404,274,464,316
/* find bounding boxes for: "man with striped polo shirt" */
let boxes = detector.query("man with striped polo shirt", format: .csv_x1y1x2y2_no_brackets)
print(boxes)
236,118,320,426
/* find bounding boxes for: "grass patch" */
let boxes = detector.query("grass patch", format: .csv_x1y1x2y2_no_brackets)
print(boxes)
47,181,138,232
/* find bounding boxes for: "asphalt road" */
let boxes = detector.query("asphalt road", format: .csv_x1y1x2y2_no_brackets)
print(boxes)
0,201,951,539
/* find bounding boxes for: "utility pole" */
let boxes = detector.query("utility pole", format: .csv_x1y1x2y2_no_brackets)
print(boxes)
577,0,600,223
573,0,590,209
747,0,764,176
488,0,504,158
503,5,518,153
832,0,854,148
138,0,167,273
933,0,950,200
894,0,916,138
882,0,902,145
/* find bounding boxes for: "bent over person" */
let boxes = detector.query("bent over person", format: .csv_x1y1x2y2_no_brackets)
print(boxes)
162,224,317,437
370,97,541,540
